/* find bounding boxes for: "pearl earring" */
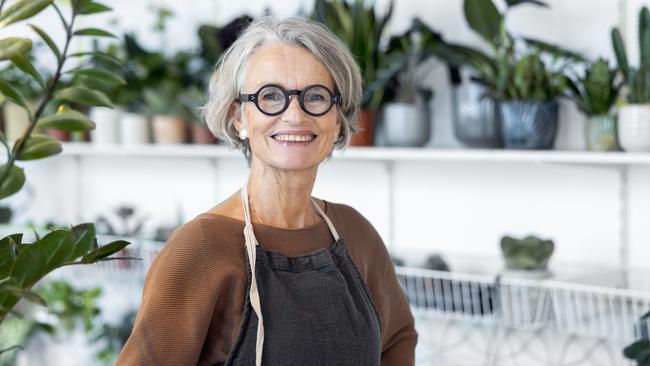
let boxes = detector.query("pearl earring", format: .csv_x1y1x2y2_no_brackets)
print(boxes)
239,129,248,140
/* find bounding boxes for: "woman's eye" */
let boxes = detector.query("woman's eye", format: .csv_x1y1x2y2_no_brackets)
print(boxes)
262,91,283,101
307,94,326,102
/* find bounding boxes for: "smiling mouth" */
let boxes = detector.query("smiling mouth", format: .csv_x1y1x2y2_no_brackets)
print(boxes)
271,134,318,142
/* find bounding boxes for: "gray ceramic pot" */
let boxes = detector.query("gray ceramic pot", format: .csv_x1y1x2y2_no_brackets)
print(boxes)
499,100,559,149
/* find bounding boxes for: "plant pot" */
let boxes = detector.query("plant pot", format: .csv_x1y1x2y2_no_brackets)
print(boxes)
383,101,430,147
499,100,559,149
2,102,32,141
120,113,150,145
46,129,70,142
90,107,122,145
350,109,375,146
618,105,650,152
152,116,189,144
190,123,217,144
585,114,619,151
451,74,502,148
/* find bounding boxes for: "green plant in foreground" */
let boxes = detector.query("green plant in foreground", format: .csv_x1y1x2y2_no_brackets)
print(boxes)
0,0,133,353
623,310,650,365
500,235,554,270
612,6,650,104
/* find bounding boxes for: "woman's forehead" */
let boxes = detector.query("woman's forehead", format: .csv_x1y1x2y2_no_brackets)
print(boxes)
244,44,334,90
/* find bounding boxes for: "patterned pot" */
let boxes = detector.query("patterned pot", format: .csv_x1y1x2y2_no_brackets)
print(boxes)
585,114,619,151
498,100,559,149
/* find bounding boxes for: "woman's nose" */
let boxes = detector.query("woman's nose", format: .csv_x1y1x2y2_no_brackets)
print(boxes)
281,95,306,122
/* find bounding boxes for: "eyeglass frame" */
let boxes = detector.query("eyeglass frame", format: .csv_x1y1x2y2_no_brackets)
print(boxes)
236,83,342,117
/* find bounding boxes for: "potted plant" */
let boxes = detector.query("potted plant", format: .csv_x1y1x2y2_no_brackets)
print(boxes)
312,0,393,146
378,18,436,147
500,235,554,277
433,0,584,149
567,58,621,151
612,6,650,152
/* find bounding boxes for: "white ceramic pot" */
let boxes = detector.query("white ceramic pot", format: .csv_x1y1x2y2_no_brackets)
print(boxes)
90,107,122,145
618,104,650,152
120,112,150,145
383,102,430,147
152,115,188,144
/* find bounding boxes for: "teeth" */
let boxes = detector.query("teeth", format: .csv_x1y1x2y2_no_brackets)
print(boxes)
273,134,315,142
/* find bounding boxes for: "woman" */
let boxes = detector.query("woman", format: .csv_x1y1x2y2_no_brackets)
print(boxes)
117,17,417,366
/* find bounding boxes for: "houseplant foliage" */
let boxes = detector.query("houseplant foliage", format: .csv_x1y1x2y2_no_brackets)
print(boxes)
500,235,554,271
611,6,650,152
623,310,650,365
566,58,621,150
311,0,393,146
0,0,132,345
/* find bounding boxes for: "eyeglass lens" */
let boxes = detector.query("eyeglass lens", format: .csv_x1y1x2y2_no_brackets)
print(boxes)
257,85,333,115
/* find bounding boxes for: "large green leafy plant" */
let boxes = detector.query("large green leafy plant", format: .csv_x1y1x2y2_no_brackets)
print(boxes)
612,6,650,104
0,0,132,346
311,0,393,110
435,0,584,102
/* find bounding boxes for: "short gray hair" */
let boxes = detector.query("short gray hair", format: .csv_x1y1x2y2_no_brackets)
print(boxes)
202,16,362,158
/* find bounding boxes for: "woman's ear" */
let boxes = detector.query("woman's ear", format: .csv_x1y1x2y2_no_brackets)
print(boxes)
230,102,244,132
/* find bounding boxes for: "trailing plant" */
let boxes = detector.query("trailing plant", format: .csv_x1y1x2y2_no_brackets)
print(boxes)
612,6,650,104
566,58,620,117
0,0,133,347
311,0,394,110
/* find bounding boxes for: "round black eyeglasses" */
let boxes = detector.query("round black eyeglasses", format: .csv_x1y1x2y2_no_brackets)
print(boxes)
237,84,341,117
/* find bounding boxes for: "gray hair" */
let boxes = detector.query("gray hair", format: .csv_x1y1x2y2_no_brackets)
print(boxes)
202,16,362,159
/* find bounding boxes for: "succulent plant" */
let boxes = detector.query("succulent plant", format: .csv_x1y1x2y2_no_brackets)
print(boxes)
500,235,554,270
566,58,620,117
612,6,650,104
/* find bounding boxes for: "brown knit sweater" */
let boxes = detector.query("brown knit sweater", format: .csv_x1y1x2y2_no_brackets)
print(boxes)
116,201,417,365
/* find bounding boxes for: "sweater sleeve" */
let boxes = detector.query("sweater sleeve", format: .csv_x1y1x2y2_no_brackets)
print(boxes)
115,219,222,366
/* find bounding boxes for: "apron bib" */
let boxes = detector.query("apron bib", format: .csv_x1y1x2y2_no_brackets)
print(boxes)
223,185,382,366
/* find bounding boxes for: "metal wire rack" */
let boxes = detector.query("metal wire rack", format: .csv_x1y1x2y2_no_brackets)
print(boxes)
395,266,650,366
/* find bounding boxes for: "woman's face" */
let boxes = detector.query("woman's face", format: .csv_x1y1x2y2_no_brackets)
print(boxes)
233,44,341,172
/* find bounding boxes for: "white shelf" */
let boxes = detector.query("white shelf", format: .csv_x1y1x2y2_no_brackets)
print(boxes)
60,142,650,166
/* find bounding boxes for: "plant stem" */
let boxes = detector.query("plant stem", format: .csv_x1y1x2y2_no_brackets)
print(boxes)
0,7,77,187
0,0,7,14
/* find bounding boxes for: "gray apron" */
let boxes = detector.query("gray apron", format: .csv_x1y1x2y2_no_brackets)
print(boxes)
223,185,382,365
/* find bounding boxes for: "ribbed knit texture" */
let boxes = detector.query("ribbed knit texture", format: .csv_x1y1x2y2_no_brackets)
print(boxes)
116,201,417,365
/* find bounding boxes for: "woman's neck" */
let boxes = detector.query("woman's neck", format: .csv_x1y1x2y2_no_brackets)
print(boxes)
246,163,320,229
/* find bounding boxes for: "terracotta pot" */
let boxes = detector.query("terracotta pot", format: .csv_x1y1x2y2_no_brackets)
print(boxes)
191,123,217,144
350,109,376,146
47,129,70,141
152,116,189,144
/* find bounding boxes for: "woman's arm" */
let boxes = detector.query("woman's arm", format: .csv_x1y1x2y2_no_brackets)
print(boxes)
115,220,221,365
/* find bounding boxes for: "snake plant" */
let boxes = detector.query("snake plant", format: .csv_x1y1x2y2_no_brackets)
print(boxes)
566,58,620,117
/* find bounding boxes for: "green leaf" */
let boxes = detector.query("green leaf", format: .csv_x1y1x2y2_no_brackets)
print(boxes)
504,0,547,7
36,109,95,132
464,0,502,45
79,1,112,15
0,164,25,200
68,51,123,68
14,134,62,161
10,53,45,89
81,240,129,263
0,79,28,109
0,0,53,28
0,345,23,355
70,223,95,259
73,67,126,86
624,339,650,360
0,285,46,306
28,24,61,61
0,37,32,60
10,244,48,287
38,229,75,270
0,235,20,279
54,86,114,108
612,28,630,82
73,28,116,38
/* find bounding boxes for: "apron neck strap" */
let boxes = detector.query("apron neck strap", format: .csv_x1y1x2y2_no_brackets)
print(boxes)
311,198,339,241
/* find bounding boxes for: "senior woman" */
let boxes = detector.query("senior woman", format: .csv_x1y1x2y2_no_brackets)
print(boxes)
117,16,417,366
